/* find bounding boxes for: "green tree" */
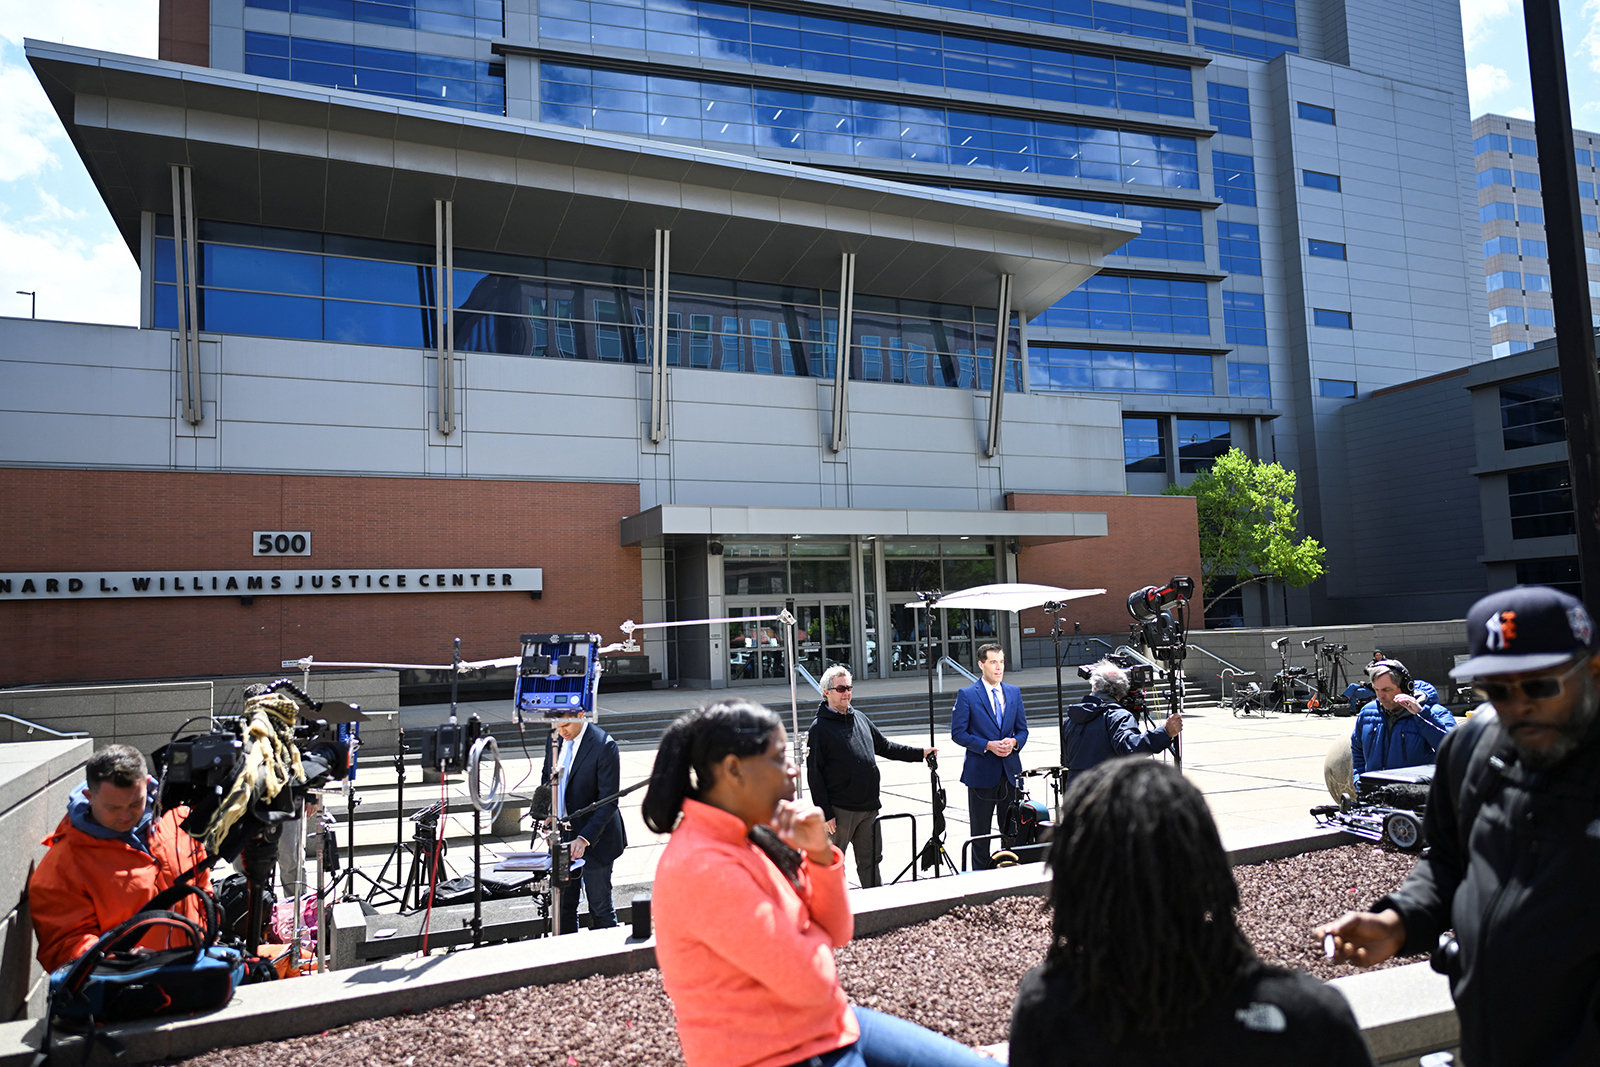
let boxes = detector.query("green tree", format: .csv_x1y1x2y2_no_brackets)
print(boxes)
1161,448,1326,615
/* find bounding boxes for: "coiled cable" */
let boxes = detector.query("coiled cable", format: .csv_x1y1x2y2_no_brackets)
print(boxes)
467,735,505,823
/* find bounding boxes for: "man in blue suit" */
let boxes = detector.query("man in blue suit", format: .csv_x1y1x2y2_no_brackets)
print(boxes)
951,642,1028,870
541,712,627,933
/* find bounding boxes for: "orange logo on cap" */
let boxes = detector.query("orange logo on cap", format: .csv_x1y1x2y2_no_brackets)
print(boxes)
1486,610,1518,650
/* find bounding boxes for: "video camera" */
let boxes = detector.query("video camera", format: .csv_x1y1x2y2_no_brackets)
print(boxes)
421,713,487,773
1078,651,1157,717
1127,576,1195,665
153,679,349,861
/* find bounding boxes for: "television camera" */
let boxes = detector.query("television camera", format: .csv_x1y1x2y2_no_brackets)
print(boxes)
1077,652,1157,718
1127,576,1196,667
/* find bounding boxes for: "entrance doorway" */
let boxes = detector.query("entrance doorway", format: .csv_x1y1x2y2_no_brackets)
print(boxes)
726,598,853,683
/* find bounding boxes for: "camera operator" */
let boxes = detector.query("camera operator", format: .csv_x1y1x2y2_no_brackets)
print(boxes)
1346,658,1455,796
806,665,935,887
1061,659,1181,788
30,744,212,972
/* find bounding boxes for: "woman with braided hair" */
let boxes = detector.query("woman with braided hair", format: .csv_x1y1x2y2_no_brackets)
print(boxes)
643,699,987,1067
1008,759,1373,1067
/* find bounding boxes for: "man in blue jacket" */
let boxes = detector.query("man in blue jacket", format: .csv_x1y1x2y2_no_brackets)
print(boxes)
541,712,627,933
1062,659,1181,787
1349,658,1456,793
951,643,1027,870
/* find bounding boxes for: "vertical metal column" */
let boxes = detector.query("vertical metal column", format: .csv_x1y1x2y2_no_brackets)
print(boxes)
1525,0,1600,607
829,252,856,452
170,165,202,426
435,199,456,436
986,273,1013,456
650,228,671,444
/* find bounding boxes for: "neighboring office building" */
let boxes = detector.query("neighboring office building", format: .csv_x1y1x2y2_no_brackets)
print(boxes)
1326,334,1584,623
1473,113,1600,360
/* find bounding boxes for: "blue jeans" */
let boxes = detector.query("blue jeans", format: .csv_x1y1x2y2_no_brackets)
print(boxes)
796,1007,990,1067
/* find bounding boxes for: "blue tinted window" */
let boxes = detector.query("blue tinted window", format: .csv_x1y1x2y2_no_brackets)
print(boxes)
1217,221,1261,275
1483,236,1519,257
1486,271,1522,292
1515,169,1541,190
1319,379,1356,398
1308,239,1346,260
1303,169,1340,191
324,257,428,303
1511,136,1538,156
204,290,324,340
1526,273,1552,292
1033,276,1209,336
1475,133,1509,155
1587,214,1599,231
1519,204,1545,224
248,0,500,36
1122,416,1166,472
1522,239,1548,258
1196,26,1296,59
1207,82,1251,137
1312,308,1351,329
1579,148,1593,166
1583,182,1597,199
1228,360,1269,397
1222,290,1265,346
542,64,1200,187
1490,305,1524,326
245,33,504,111
1176,417,1229,473
1213,151,1255,206
246,0,291,9
1481,202,1515,223
1296,101,1334,124
1478,168,1513,189
204,245,322,295
1031,349,1212,396
1527,307,1555,327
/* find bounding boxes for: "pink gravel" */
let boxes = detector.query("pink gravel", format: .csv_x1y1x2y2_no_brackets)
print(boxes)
175,843,1418,1067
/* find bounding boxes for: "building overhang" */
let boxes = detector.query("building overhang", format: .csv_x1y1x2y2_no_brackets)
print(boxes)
620,505,1108,547
26,41,1139,315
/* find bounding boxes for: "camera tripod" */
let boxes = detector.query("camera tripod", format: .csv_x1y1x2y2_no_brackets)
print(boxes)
400,802,453,911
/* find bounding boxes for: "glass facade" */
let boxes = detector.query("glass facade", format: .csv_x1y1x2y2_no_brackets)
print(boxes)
243,32,505,112
1213,151,1256,206
539,0,1196,117
982,193,1205,261
1227,359,1269,397
899,0,1188,44
1508,464,1574,539
246,0,502,37
1031,347,1213,394
1222,290,1266,345
1176,418,1229,472
1207,81,1251,137
1217,222,1262,275
151,218,1021,388
1032,275,1209,334
539,64,1200,185
1500,373,1564,450
1123,416,1166,472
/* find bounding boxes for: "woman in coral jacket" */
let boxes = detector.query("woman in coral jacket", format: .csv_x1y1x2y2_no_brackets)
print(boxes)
643,700,986,1067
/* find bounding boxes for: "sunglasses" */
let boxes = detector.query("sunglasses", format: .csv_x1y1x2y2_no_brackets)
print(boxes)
1473,656,1592,703
831,685,853,693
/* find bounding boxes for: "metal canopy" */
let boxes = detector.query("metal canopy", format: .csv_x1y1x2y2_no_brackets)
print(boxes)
619,504,1108,546
26,41,1140,314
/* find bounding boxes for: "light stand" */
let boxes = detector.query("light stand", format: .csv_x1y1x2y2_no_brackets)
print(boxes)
1127,577,1196,773
914,591,959,879
369,732,408,902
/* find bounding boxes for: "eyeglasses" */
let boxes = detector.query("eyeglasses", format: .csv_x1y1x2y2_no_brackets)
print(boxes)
831,685,853,693
1473,656,1592,703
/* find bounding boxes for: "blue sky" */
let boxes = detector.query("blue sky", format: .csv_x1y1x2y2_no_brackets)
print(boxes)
2,0,1598,326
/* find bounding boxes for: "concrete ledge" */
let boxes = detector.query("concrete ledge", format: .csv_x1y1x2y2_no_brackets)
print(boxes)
1330,961,1458,1065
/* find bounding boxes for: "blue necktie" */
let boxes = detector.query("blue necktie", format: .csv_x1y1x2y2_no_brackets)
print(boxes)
558,737,574,817
991,687,1004,727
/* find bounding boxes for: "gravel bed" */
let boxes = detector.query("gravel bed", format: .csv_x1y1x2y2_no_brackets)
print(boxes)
176,844,1417,1067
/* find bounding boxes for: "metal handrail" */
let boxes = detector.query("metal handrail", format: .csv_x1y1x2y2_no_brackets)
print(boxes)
873,812,920,884
960,832,1009,871
937,657,978,691
1187,643,1250,675
792,663,824,697
0,713,88,739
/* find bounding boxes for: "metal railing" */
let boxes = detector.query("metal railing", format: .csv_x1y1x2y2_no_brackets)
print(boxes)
1187,643,1250,676
0,713,88,739
937,657,979,691
872,812,920,884
792,663,824,697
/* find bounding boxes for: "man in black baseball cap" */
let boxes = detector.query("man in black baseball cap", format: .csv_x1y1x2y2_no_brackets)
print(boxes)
1316,585,1600,1067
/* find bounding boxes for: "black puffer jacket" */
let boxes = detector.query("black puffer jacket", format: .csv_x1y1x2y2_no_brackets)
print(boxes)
1378,709,1600,1067
805,700,924,820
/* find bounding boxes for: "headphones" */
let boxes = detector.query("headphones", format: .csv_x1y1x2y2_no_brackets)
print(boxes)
1366,658,1414,695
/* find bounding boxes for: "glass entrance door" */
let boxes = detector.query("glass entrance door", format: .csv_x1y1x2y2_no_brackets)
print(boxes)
884,539,1000,676
727,598,853,684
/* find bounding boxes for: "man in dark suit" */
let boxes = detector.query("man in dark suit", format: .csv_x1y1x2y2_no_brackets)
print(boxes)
541,712,626,932
951,642,1028,870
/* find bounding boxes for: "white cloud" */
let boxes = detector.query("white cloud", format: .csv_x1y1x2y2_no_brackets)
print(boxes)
28,187,86,223
1582,0,1600,74
0,216,140,326
0,0,158,55
1467,63,1513,108
0,59,64,182
1461,0,1518,53
1506,106,1535,120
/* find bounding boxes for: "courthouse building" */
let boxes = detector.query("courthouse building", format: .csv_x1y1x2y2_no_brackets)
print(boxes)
2,0,1488,690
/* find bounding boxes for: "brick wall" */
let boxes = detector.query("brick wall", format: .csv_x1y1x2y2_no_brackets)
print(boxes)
1007,493,1204,633
0,470,641,688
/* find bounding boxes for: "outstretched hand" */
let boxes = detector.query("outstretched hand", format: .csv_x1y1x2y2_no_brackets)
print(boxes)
1314,908,1406,968
772,799,835,864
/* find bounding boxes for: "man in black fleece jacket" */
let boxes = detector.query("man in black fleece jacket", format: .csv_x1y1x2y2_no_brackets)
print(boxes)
806,664,934,887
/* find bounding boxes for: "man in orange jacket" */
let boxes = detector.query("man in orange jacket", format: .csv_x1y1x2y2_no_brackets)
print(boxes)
30,744,212,972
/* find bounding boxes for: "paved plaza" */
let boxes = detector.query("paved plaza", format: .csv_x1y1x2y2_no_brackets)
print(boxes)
349,666,1372,901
